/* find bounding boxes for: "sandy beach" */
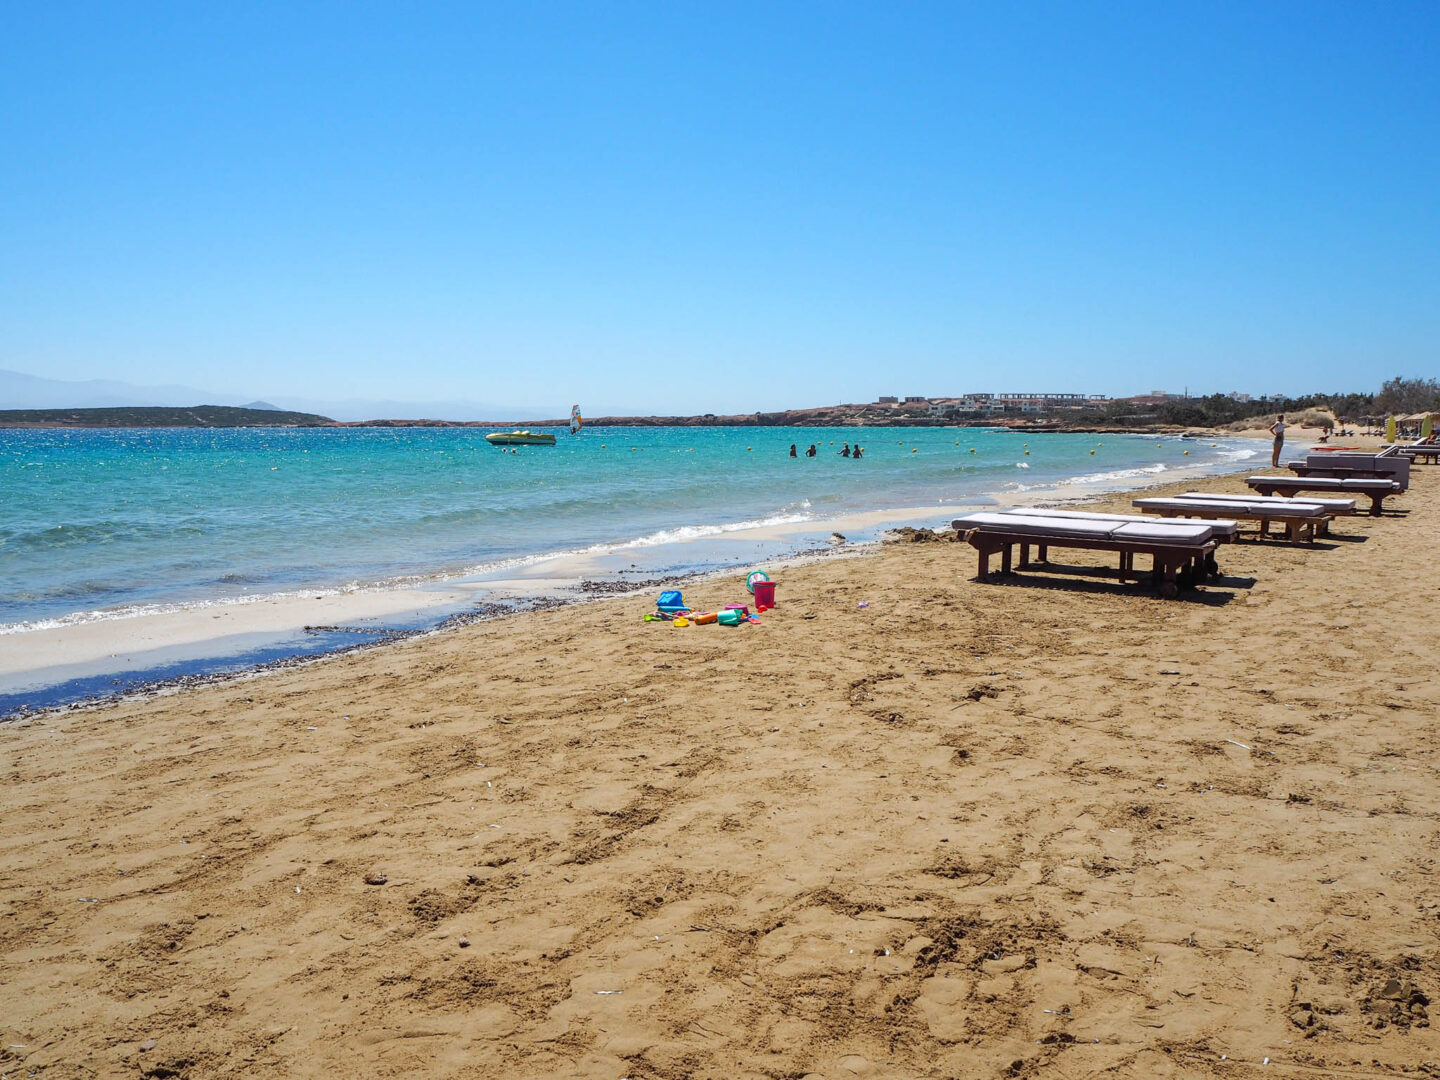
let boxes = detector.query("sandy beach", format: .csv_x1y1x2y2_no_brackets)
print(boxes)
3,450,1438,1079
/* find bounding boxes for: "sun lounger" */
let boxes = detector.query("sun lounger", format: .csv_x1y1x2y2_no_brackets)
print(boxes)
1286,453,1410,491
1169,491,1359,516
1246,475,1400,515
1166,490,1358,536
1133,495,1328,541
950,510,1223,598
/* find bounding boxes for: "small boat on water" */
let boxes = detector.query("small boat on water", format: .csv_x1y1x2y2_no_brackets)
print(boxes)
485,430,556,447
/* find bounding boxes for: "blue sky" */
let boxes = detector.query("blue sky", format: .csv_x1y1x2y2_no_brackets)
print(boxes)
2,2,1436,417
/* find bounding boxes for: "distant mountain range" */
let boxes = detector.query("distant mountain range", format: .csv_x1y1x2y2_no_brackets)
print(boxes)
0,368,547,422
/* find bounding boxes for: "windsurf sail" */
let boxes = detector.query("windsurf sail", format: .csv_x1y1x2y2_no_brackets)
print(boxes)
570,404,583,434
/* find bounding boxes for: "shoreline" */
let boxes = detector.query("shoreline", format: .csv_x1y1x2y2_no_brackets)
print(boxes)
0,445,1266,721
0,433,1433,1077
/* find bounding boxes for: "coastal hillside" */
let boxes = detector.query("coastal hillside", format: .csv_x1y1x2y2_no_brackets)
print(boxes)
0,405,334,428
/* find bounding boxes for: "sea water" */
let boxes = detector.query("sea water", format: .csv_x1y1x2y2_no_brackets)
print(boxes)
1,425,1261,633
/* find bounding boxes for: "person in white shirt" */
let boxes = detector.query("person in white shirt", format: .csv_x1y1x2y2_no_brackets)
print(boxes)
1269,414,1286,467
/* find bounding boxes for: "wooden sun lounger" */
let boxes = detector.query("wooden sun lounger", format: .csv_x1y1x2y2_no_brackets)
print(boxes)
1288,453,1411,491
1286,462,1393,480
1393,445,1440,465
1246,475,1400,515
1133,496,1328,542
951,511,1223,598
1169,491,1359,516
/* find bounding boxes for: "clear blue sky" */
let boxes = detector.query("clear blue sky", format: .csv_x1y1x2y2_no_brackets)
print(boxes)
2,2,1436,416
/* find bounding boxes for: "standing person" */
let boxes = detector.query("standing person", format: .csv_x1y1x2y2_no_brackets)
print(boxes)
852,445,863,459
1269,414,1286,467
805,444,817,457
840,443,851,457
789,444,797,458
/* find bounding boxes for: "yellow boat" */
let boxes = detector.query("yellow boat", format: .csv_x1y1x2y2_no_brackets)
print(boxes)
485,430,556,447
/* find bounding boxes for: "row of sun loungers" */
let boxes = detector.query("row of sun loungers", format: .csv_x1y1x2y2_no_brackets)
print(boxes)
951,462,1407,598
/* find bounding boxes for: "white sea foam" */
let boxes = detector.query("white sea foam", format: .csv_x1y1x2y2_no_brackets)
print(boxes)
0,506,821,636
584,507,817,552
1052,463,1168,487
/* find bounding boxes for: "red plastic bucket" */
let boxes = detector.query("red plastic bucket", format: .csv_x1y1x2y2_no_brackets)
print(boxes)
753,580,776,611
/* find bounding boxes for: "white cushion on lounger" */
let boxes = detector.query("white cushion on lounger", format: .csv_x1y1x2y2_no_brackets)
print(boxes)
1173,491,1357,512
1135,497,1325,518
1022,507,1233,541
953,512,1216,545
1247,476,1397,492
951,513,1118,538
1110,522,1214,542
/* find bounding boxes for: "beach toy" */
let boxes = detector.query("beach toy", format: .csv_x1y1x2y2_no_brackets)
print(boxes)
672,616,690,627
745,571,771,594
692,611,718,625
723,603,749,616
656,590,688,614
753,579,776,612
716,609,742,626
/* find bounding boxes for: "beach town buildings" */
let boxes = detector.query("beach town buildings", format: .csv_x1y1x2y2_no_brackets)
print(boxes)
918,393,1110,418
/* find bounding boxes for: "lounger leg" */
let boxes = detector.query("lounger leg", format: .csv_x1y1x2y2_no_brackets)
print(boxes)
977,548,989,580
1258,515,1270,539
1019,542,1031,569
1037,544,1048,563
1369,495,1383,516
1001,544,1012,574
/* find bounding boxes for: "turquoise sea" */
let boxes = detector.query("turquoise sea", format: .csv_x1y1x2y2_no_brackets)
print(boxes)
1,425,1263,633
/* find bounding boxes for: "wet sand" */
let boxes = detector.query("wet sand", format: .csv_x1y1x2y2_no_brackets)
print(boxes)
2,455,1437,1079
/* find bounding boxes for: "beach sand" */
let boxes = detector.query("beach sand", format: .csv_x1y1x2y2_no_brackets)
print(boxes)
3,457,1438,1078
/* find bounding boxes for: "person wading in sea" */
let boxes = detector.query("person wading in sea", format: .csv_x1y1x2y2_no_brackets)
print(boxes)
1269,414,1286,467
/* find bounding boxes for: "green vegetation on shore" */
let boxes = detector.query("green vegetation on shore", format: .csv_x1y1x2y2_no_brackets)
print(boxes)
0,405,333,428
1072,376,1437,429
2,377,1431,430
